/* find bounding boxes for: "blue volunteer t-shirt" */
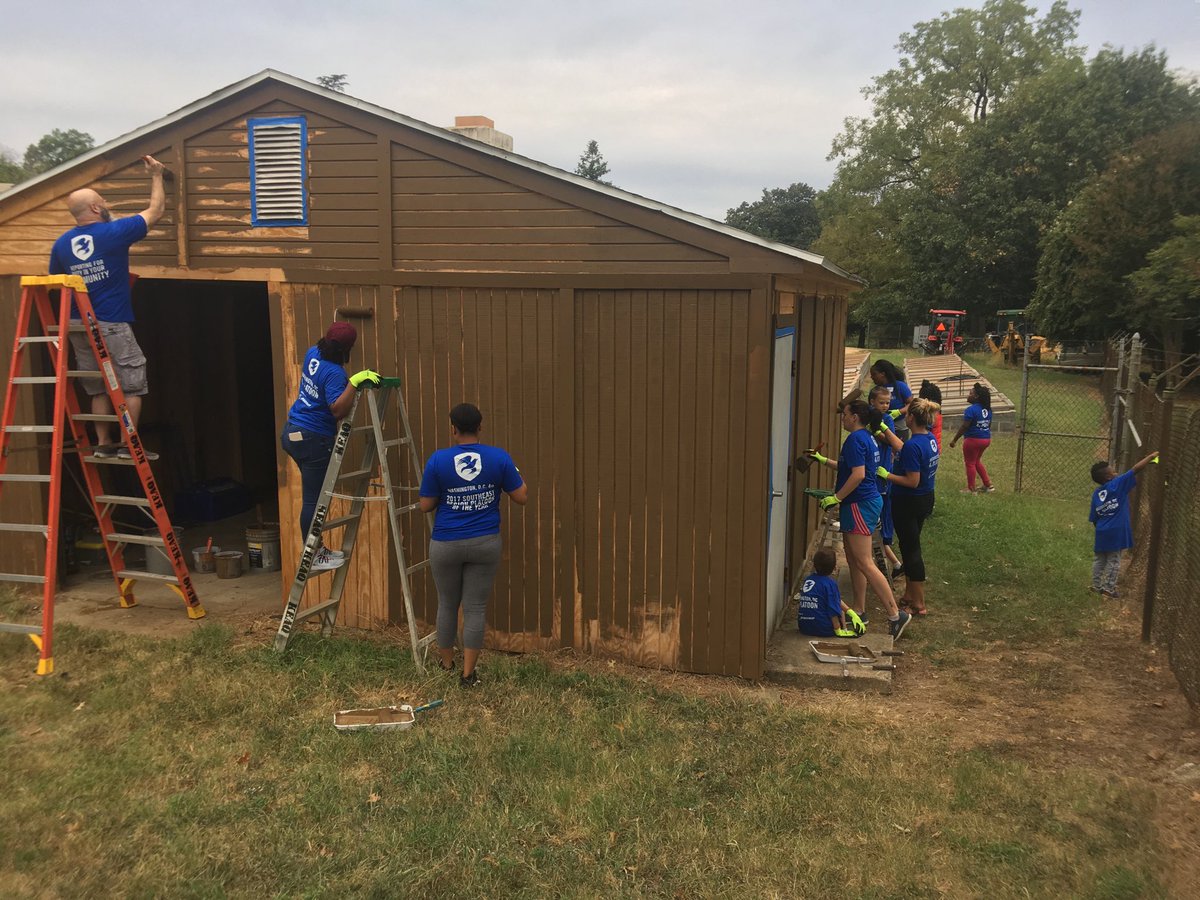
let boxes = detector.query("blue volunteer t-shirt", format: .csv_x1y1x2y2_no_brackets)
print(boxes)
1090,470,1137,553
286,346,349,436
421,443,524,541
892,433,939,496
887,380,912,423
797,573,842,638
49,216,148,322
874,419,894,493
963,403,992,439
836,429,881,504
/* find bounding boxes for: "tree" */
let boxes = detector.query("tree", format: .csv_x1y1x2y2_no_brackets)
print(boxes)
574,140,612,185
0,148,24,184
725,182,820,249
22,128,94,176
1127,216,1200,361
1030,122,1200,354
316,74,348,93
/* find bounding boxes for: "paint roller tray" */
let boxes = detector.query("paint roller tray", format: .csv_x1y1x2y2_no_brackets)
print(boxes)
809,641,878,664
333,705,416,732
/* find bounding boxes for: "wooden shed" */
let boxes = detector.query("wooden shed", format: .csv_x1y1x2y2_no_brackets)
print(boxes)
0,71,859,679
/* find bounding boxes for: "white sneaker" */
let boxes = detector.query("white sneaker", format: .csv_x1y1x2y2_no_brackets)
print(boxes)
311,548,345,572
321,546,345,559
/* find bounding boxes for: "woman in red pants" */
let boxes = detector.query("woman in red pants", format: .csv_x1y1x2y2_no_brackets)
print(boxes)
948,382,994,492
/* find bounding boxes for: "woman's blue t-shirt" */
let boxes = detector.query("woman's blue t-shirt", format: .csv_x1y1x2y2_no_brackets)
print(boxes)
836,429,881,504
892,433,939,496
887,380,912,424
797,573,842,637
286,346,348,436
963,403,992,439
1090,470,1137,553
874,419,894,493
420,443,524,541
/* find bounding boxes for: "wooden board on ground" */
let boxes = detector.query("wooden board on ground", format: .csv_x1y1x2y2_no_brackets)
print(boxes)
844,347,870,400
902,354,1016,432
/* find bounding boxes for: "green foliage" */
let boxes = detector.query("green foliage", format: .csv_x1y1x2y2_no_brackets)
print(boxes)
22,128,94,176
1127,216,1200,358
724,182,820,249
574,139,612,185
1031,122,1200,348
316,73,348,93
0,148,24,184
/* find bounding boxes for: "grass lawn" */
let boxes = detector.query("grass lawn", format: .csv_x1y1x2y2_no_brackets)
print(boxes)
0,351,1192,899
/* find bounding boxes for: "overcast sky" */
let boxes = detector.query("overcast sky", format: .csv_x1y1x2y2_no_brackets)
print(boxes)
1,1,1197,220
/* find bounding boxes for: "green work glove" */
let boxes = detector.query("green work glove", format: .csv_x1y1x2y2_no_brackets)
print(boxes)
871,422,888,437
845,608,866,636
1151,454,1160,464
888,409,904,420
807,449,829,465
834,627,857,639
819,495,839,510
349,369,381,389
875,465,890,480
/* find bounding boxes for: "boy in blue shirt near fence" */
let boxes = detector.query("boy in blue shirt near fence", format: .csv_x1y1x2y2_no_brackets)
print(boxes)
797,548,866,638
1089,450,1159,598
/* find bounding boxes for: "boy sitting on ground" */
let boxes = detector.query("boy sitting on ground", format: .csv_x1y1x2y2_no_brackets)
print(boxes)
1089,450,1159,598
797,548,866,638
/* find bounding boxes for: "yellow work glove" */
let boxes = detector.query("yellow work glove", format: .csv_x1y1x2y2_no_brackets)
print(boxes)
807,449,829,465
845,608,867,636
875,466,890,480
834,627,857,638
349,369,381,389
819,495,839,510
889,409,904,420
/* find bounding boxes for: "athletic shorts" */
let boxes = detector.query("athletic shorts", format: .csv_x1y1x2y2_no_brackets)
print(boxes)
839,495,882,536
69,320,148,397
879,490,894,545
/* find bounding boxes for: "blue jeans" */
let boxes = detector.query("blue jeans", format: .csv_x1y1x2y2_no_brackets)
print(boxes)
280,427,334,539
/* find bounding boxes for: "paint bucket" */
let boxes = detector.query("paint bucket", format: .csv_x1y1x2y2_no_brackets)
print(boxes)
245,524,281,572
191,546,220,573
215,551,244,579
146,528,182,576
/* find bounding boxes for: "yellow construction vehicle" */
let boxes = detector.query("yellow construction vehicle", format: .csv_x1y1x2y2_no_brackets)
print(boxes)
986,308,1047,364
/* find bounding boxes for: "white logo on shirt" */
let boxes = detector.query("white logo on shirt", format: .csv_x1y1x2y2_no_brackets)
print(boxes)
454,452,482,481
802,578,815,593
71,235,95,261
1098,489,1108,502
307,358,320,376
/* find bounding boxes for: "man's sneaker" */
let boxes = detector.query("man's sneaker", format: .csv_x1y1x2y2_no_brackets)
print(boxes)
982,485,996,493
890,565,905,580
311,547,345,572
889,610,912,640
92,444,118,459
460,670,481,688
1102,588,1120,599
317,544,345,559
116,447,160,461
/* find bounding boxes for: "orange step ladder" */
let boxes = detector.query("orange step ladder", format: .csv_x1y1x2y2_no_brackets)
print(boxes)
0,275,203,675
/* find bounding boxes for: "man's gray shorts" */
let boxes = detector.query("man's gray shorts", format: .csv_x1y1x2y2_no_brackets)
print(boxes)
68,321,148,397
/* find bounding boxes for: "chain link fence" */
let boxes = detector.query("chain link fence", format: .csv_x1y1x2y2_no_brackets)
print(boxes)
1014,341,1123,500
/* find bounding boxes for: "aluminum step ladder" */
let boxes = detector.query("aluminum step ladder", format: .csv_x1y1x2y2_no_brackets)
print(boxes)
0,276,203,675
273,380,436,671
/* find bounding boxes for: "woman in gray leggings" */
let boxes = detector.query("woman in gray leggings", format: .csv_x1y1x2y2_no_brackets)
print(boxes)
418,403,527,687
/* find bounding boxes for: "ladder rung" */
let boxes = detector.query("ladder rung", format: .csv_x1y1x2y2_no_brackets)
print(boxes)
351,425,375,433
322,514,358,530
396,501,423,515
0,474,51,483
116,569,181,583
338,468,372,481
17,336,60,344
292,596,341,623
0,621,44,634
95,494,152,508
394,485,421,492
68,370,103,379
72,414,120,422
407,559,431,575
4,425,55,434
0,523,49,536
106,532,166,547
382,438,410,449
0,573,46,584
84,455,137,466
47,324,86,334
11,376,56,384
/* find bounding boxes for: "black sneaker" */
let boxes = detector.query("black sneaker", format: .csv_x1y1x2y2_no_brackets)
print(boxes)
92,444,118,459
117,447,160,461
891,565,905,580
889,610,912,640
459,670,480,688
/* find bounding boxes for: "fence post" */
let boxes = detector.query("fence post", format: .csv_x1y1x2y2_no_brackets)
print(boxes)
1014,338,1031,493
1124,334,1143,472
1141,388,1173,643
1109,337,1126,463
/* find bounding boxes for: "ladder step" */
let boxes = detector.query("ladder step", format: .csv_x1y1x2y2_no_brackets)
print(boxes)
116,568,182,584
0,621,44,635
106,532,166,547
338,468,372,481
68,370,103,379
84,455,137,466
0,572,47,584
407,559,431,575
0,473,52,483
17,336,60,344
11,376,56,384
382,437,411,449
95,494,152,508
322,514,359,530
351,425,375,433
394,485,421,492
72,413,120,422
47,324,87,334
396,501,423,515
4,425,55,433
292,596,341,623
0,523,49,536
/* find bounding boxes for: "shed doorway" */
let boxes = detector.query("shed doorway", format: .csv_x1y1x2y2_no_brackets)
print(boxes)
127,278,280,560
766,327,795,640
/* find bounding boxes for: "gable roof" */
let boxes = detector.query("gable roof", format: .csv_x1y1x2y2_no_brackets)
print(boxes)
0,69,861,284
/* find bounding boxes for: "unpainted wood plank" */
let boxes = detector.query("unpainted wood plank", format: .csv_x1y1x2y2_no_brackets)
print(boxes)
390,243,724,263
391,226,677,246
392,193,566,212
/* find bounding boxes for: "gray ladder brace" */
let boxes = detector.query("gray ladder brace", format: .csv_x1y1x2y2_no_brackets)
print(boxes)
272,383,436,671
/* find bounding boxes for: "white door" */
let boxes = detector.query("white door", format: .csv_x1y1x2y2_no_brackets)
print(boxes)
765,328,795,640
